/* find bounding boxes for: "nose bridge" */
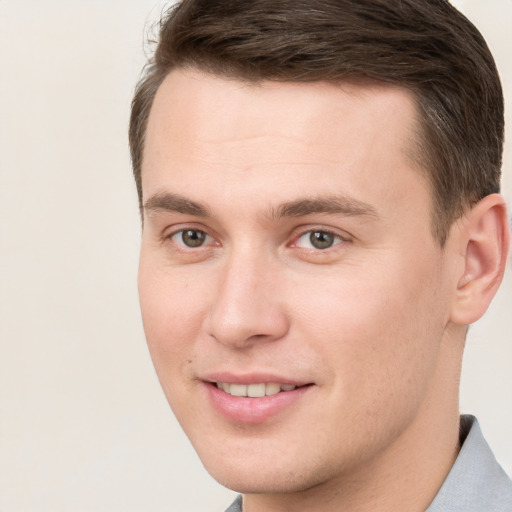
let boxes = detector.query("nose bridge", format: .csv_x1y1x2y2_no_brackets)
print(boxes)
206,244,288,347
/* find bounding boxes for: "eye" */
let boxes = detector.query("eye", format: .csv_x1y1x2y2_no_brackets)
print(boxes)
171,229,211,248
295,230,343,250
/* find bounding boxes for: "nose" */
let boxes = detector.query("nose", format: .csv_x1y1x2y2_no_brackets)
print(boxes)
205,251,289,348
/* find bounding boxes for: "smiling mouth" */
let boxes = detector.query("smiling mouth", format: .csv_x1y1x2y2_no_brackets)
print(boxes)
215,382,301,397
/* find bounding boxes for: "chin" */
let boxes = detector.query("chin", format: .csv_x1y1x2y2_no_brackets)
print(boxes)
199,451,332,495
212,470,310,495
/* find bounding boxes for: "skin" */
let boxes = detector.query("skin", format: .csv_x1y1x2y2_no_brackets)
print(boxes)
138,69,509,511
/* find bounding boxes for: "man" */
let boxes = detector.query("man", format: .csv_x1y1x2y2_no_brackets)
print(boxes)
129,1,512,510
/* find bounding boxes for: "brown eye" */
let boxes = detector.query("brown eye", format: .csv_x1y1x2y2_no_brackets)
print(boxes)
294,229,343,251
309,231,335,249
176,229,208,247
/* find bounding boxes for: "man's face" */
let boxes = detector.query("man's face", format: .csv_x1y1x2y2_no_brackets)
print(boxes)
139,69,457,493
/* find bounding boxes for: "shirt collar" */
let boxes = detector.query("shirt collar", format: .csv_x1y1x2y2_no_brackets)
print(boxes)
427,415,512,511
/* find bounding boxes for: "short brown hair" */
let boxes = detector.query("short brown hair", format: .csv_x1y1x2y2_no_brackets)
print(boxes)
129,0,504,244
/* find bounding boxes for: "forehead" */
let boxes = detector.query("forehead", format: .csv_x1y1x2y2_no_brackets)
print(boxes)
146,70,420,156
142,69,429,221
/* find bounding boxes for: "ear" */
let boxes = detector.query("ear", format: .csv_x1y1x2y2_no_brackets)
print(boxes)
450,194,511,325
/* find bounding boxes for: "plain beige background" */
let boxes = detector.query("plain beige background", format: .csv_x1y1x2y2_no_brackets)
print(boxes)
0,1,510,511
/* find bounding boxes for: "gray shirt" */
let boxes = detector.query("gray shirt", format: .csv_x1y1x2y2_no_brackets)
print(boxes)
225,416,512,511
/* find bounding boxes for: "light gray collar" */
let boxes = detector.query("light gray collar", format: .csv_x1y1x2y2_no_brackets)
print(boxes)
427,415,512,511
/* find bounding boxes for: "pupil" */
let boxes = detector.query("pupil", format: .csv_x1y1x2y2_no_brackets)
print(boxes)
310,231,334,249
182,230,205,247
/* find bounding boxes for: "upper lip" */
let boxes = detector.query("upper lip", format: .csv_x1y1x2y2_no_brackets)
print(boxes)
202,371,311,386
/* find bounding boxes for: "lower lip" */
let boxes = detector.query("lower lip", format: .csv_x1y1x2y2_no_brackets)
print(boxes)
204,383,312,424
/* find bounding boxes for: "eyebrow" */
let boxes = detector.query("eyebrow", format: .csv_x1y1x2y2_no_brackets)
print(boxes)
144,192,210,217
270,195,380,221
143,192,380,221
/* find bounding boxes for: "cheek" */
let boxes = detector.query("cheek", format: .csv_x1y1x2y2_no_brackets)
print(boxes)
137,261,209,380
286,261,447,460
138,267,213,432
295,257,446,401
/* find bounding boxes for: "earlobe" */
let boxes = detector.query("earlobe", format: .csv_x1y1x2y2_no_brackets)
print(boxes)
450,194,511,325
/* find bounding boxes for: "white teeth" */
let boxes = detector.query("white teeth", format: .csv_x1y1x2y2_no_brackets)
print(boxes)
265,383,281,396
247,383,266,397
230,384,247,396
215,382,297,397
